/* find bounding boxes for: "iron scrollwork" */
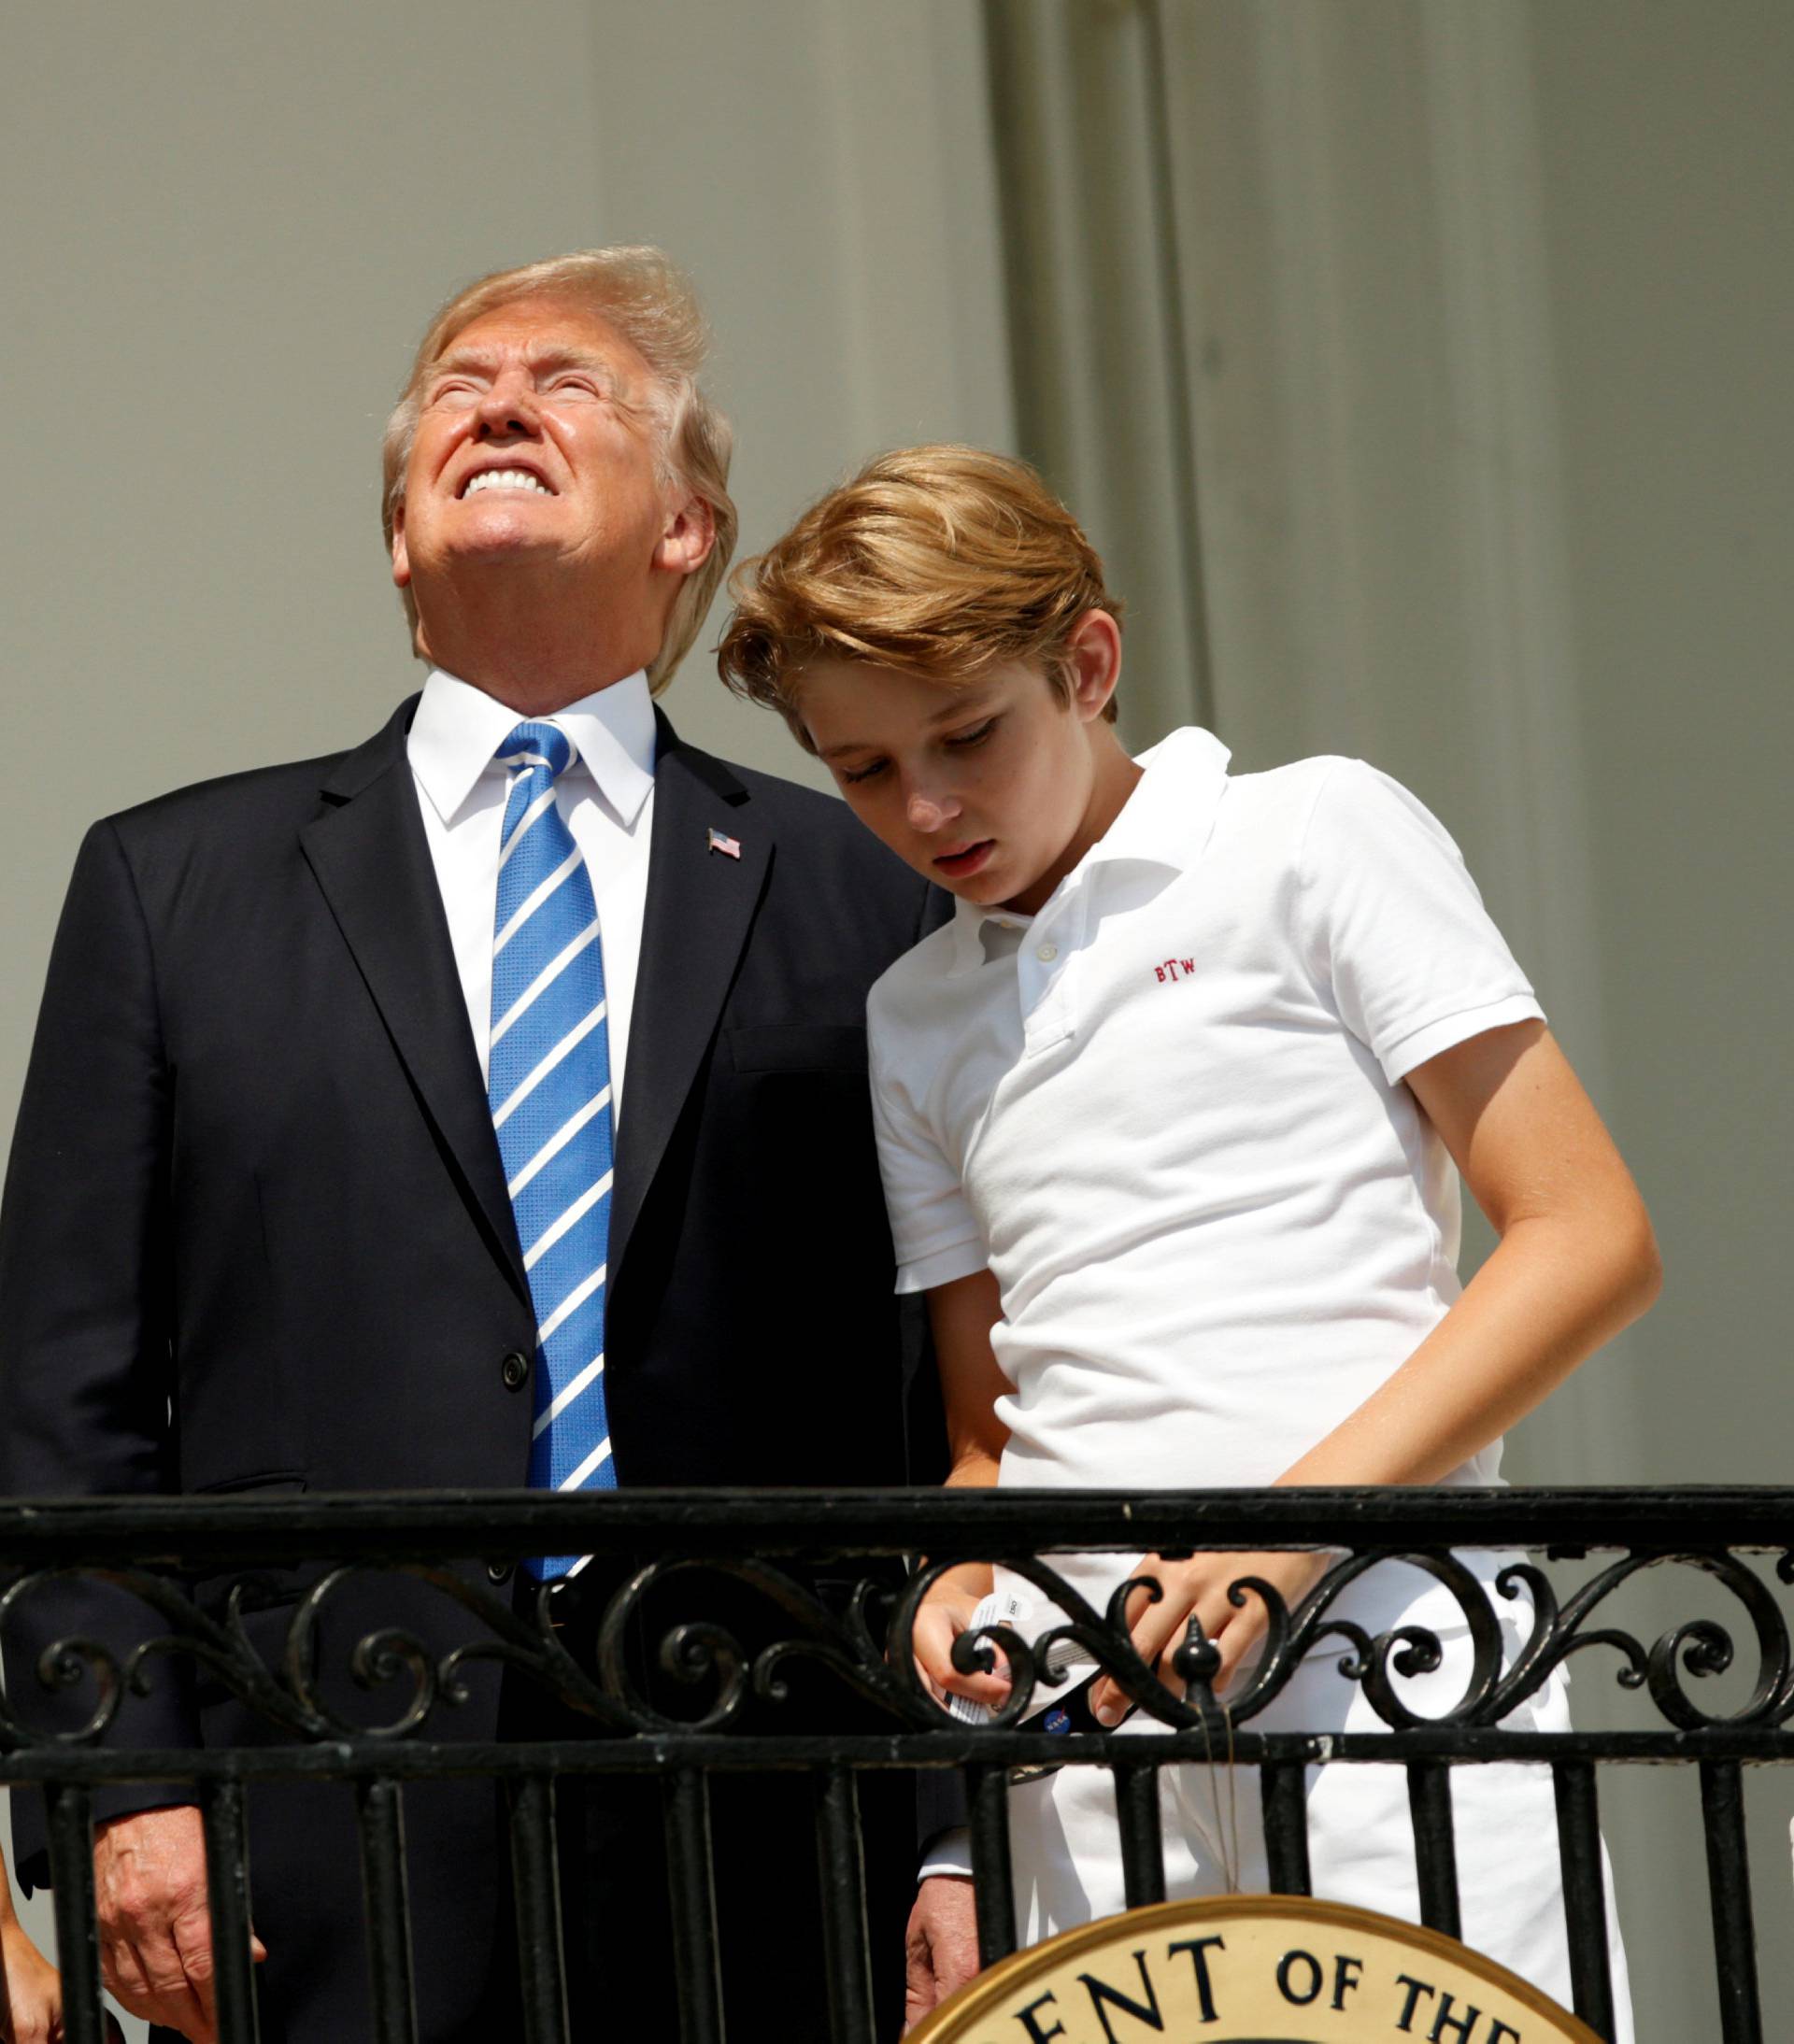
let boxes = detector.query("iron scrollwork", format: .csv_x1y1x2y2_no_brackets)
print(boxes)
2,1531,1792,1752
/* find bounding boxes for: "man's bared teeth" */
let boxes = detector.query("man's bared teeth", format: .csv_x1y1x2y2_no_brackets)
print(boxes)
462,469,551,498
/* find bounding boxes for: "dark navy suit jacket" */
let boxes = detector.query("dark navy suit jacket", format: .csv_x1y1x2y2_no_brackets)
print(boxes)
0,695,948,2038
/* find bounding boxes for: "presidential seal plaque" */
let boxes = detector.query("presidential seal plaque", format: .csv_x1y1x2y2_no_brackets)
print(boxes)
909,1895,1598,2043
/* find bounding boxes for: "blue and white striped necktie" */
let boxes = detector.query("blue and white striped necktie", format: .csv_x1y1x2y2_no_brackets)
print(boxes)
487,721,616,1579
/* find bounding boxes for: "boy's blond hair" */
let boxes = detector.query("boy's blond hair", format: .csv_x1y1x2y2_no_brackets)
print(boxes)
717,446,1120,750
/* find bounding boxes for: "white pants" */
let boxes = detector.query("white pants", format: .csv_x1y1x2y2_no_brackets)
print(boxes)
1004,1610,1635,2042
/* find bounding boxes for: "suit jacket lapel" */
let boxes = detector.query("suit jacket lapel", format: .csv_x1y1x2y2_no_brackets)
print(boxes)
299,698,530,1306
610,714,769,1289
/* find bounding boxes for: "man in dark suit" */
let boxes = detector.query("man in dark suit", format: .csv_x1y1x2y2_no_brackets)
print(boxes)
0,248,969,2039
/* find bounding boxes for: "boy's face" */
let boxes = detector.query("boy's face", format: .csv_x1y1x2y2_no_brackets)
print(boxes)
798,647,1115,914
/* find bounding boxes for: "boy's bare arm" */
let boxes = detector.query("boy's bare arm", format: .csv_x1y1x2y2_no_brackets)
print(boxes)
1090,1018,1662,1722
913,1268,1010,1707
1299,1017,1660,1484
928,1267,1009,1486
1,1851,64,2044
905,1269,1010,2027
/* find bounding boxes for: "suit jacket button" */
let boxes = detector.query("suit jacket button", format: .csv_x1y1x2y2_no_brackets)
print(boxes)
486,1560,514,1586
501,1350,531,1391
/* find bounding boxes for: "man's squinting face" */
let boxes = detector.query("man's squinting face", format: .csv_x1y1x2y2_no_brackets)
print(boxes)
391,294,680,610
800,659,1104,914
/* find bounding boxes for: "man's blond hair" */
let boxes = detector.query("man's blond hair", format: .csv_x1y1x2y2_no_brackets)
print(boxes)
717,445,1120,749
381,248,736,692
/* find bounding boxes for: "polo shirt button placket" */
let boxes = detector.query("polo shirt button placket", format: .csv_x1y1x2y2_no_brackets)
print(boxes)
1022,890,1083,1052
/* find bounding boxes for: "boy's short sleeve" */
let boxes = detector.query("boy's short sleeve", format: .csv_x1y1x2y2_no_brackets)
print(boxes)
1299,759,1545,1086
867,1015,987,1296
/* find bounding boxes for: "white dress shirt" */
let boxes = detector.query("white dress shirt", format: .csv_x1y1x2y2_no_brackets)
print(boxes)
406,665,657,1118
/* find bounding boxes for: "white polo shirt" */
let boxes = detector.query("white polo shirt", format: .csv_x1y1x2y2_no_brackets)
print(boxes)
869,727,1545,1630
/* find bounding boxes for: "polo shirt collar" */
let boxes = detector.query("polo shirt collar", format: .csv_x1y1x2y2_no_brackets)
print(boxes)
944,725,1232,976
409,665,658,826
1087,724,1232,873
947,895,1031,976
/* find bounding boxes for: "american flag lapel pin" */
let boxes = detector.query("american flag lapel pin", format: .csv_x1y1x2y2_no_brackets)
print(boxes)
707,826,742,859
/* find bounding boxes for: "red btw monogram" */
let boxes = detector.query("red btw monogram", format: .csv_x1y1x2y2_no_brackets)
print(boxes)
1154,958,1197,984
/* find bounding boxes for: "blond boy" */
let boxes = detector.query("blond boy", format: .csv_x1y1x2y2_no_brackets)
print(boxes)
719,446,1653,2032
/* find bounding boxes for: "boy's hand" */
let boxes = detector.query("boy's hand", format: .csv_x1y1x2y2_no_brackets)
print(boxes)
910,1563,1010,1710
1,1909,65,2044
1089,1550,1327,1727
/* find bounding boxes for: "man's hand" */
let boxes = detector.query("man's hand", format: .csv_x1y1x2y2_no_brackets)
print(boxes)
93,1806,265,2042
1089,1550,1328,1727
904,1874,979,2032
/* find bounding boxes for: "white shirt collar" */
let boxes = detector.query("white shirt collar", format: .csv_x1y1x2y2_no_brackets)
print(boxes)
408,666,658,827
947,896,1030,977
944,726,1232,977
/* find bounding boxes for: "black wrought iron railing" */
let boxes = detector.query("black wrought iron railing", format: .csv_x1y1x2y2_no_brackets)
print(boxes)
1,1487,1789,2044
